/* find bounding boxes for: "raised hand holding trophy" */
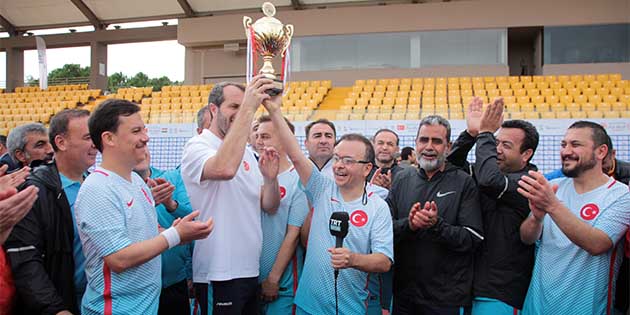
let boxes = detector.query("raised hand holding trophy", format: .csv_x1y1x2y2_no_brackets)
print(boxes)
244,2,294,96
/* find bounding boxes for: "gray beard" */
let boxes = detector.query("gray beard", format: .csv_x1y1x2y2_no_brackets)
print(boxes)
418,154,445,172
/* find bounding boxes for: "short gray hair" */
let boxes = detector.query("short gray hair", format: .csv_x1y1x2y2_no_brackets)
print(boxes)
207,82,245,107
7,123,48,160
196,106,211,129
417,115,451,141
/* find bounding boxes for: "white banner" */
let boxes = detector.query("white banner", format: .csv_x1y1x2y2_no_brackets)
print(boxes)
35,36,48,90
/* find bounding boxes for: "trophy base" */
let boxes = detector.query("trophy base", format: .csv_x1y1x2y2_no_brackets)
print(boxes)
265,79,284,97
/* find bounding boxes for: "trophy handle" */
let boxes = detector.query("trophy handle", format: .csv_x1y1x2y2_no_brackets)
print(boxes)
243,16,253,35
281,24,294,57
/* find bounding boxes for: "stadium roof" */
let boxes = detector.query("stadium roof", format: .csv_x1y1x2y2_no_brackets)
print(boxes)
0,0,453,35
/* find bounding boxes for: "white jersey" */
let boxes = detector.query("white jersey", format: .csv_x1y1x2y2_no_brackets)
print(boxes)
181,129,263,282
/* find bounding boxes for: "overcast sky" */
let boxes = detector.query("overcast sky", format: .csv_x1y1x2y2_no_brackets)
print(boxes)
0,20,185,87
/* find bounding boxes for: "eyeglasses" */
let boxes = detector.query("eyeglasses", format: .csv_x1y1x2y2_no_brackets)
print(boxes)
331,155,370,166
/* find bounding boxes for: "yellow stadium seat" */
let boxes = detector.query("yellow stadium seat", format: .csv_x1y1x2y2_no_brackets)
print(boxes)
510,112,525,119
574,95,588,104
587,111,603,119
448,111,462,120
622,111,630,118
376,113,390,120
604,95,618,103
500,89,513,97
570,75,583,82
597,102,611,112
566,103,581,112
551,103,565,112
531,95,545,104
571,111,587,119
590,81,602,90
504,96,517,104
520,103,535,112
487,90,500,99
540,111,556,119
611,88,624,97
604,111,620,118
560,95,573,104
364,113,378,120
506,103,520,112
588,95,602,104
517,96,530,104
556,111,571,119
613,102,627,111
523,111,539,119
536,103,550,112
581,103,596,112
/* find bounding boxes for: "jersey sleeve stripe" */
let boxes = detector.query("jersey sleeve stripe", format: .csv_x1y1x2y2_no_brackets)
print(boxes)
103,263,113,315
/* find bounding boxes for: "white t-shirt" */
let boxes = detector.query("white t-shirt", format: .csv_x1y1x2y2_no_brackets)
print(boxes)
181,129,263,282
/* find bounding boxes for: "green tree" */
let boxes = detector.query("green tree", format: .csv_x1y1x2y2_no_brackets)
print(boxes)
108,72,128,92
127,72,150,88
48,64,90,82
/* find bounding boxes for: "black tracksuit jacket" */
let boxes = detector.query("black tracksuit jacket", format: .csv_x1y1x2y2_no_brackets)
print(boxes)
3,162,80,315
447,130,536,309
386,162,484,306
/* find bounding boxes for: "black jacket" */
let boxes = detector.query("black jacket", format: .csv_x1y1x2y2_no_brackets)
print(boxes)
3,162,79,315
447,130,536,309
386,163,483,306
0,153,19,173
613,158,630,185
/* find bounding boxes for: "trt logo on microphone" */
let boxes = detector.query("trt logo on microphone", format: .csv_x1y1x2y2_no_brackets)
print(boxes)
329,212,349,240
330,219,343,232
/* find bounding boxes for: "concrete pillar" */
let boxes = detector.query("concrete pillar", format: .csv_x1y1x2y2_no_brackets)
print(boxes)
90,41,108,90
6,47,24,92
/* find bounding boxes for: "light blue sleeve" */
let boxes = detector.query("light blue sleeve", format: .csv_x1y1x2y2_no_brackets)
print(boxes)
75,180,132,258
304,165,333,206
370,199,394,263
288,188,309,228
594,192,630,244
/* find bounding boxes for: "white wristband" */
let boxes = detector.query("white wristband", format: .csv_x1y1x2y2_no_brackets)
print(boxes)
161,227,181,249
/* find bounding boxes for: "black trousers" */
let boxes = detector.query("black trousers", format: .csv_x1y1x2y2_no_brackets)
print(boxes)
158,279,191,315
194,277,259,315
194,282,210,315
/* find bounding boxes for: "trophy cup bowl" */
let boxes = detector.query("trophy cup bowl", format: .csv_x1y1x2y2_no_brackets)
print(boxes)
244,2,294,96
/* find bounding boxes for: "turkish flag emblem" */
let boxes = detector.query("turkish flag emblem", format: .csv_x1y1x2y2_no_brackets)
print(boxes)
279,186,286,199
350,210,368,227
580,203,600,221
243,161,250,171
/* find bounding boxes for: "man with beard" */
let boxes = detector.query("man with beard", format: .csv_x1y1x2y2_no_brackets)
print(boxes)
447,98,538,314
369,129,402,190
4,123,54,171
181,78,281,315
304,119,336,176
387,115,483,315
518,121,630,315
5,109,94,315
75,99,214,315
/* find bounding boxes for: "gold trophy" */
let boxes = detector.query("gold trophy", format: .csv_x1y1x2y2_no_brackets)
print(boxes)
244,2,294,95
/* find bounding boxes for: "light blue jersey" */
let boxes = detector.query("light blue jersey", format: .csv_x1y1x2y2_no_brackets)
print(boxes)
260,167,309,314
75,168,161,315
294,166,394,315
522,177,630,315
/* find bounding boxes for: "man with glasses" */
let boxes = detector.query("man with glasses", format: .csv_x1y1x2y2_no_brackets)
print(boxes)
387,115,483,315
262,97,393,315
